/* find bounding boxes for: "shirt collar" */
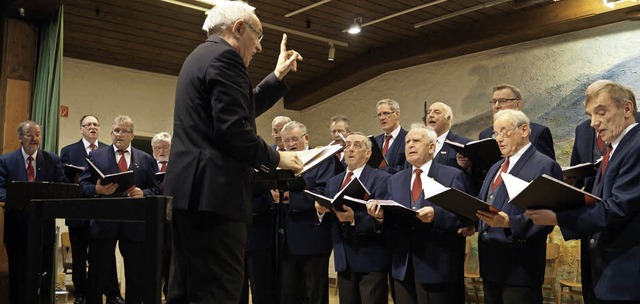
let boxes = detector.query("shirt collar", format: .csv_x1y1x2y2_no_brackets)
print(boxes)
386,125,402,139
506,142,532,172
21,147,38,161
112,144,132,154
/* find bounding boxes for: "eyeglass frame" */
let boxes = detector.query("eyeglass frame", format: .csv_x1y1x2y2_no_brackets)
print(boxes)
245,22,264,42
492,125,524,139
375,111,397,119
489,98,520,106
283,134,307,145
112,129,133,135
82,122,100,128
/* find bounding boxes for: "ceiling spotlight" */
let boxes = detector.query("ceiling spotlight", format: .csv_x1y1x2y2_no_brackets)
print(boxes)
328,43,335,61
347,17,362,35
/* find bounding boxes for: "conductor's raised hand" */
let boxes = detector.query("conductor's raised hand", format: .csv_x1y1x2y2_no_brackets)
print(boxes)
274,34,303,80
278,151,303,174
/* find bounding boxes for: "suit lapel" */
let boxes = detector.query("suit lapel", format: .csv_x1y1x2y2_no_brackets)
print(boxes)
398,170,412,208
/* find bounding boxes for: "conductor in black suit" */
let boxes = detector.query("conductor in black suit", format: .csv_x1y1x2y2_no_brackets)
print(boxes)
164,1,303,303
59,114,112,304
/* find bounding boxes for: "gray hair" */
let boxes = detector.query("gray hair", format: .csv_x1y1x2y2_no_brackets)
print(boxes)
409,122,437,144
493,109,530,128
281,121,307,135
347,132,372,151
376,98,401,112
112,115,135,132
271,116,292,126
492,84,523,101
429,102,453,127
330,114,351,131
151,132,172,145
586,80,637,115
17,120,40,136
202,1,257,37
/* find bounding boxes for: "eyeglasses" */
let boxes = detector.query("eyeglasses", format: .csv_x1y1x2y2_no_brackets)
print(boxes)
283,134,306,144
493,127,518,139
489,98,519,105
375,111,396,119
82,122,100,128
112,129,132,135
245,22,263,42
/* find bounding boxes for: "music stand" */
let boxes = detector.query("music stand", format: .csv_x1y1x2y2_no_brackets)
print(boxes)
5,181,81,303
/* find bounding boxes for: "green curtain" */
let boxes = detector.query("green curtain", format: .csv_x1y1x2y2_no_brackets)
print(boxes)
32,5,64,153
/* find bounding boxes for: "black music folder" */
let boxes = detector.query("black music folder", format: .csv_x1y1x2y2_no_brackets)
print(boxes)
445,138,502,170
367,135,388,169
64,164,84,183
562,161,600,179
155,172,166,183
86,158,135,193
422,177,497,221
305,176,370,212
503,173,601,211
5,181,81,209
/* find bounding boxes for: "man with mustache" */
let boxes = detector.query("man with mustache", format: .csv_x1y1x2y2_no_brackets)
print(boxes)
0,120,66,303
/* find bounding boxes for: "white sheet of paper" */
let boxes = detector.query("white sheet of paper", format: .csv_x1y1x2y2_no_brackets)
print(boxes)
500,172,530,202
422,177,449,198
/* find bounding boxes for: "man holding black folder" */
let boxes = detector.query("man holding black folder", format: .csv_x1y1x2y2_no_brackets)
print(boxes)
0,120,67,304
367,124,470,304
527,81,640,303
277,121,334,304
475,110,561,304
79,115,159,304
60,114,112,304
315,132,391,304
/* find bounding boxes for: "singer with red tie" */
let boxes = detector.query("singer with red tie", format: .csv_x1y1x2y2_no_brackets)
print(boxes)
475,109,561,304
367,124,472,304
0,120,67,304
151,131,172,298
374,99,408,174
527,81,640,303
78,115,159,304
60,115,112,304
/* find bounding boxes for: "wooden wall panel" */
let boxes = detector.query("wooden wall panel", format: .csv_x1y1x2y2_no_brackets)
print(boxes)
3,79,32,153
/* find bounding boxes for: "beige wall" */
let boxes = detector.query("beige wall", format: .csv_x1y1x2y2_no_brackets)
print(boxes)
59,58,177,150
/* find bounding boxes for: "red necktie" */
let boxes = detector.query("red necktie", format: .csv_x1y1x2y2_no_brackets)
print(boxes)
411,168,423,205
600,144,612,176
382,134,392,156
595,134,605,155
341,171,353,190
90,143,97,151
117,150,128,172
159,161,167,172
492,158,510,191
27,156,35,182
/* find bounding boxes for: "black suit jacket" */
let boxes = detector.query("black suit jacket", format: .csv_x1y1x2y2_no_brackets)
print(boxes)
60,139,108,227
480,122,556,160
78,146,159,241
164,35,287,223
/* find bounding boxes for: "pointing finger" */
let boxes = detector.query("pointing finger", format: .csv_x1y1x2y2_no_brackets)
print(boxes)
280,34,288,53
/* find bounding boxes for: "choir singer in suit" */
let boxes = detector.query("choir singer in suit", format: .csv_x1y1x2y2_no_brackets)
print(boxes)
527,81,640,303
374,99,408,174
368,124,473,304
315,132,391,304
475,109,561,304
60,114,111,304
0,120,66,304
163,1,303,303
79,115,159,304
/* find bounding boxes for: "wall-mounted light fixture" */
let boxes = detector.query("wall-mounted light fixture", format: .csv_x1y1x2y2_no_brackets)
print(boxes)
328,43,335,61
347,17,362,34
